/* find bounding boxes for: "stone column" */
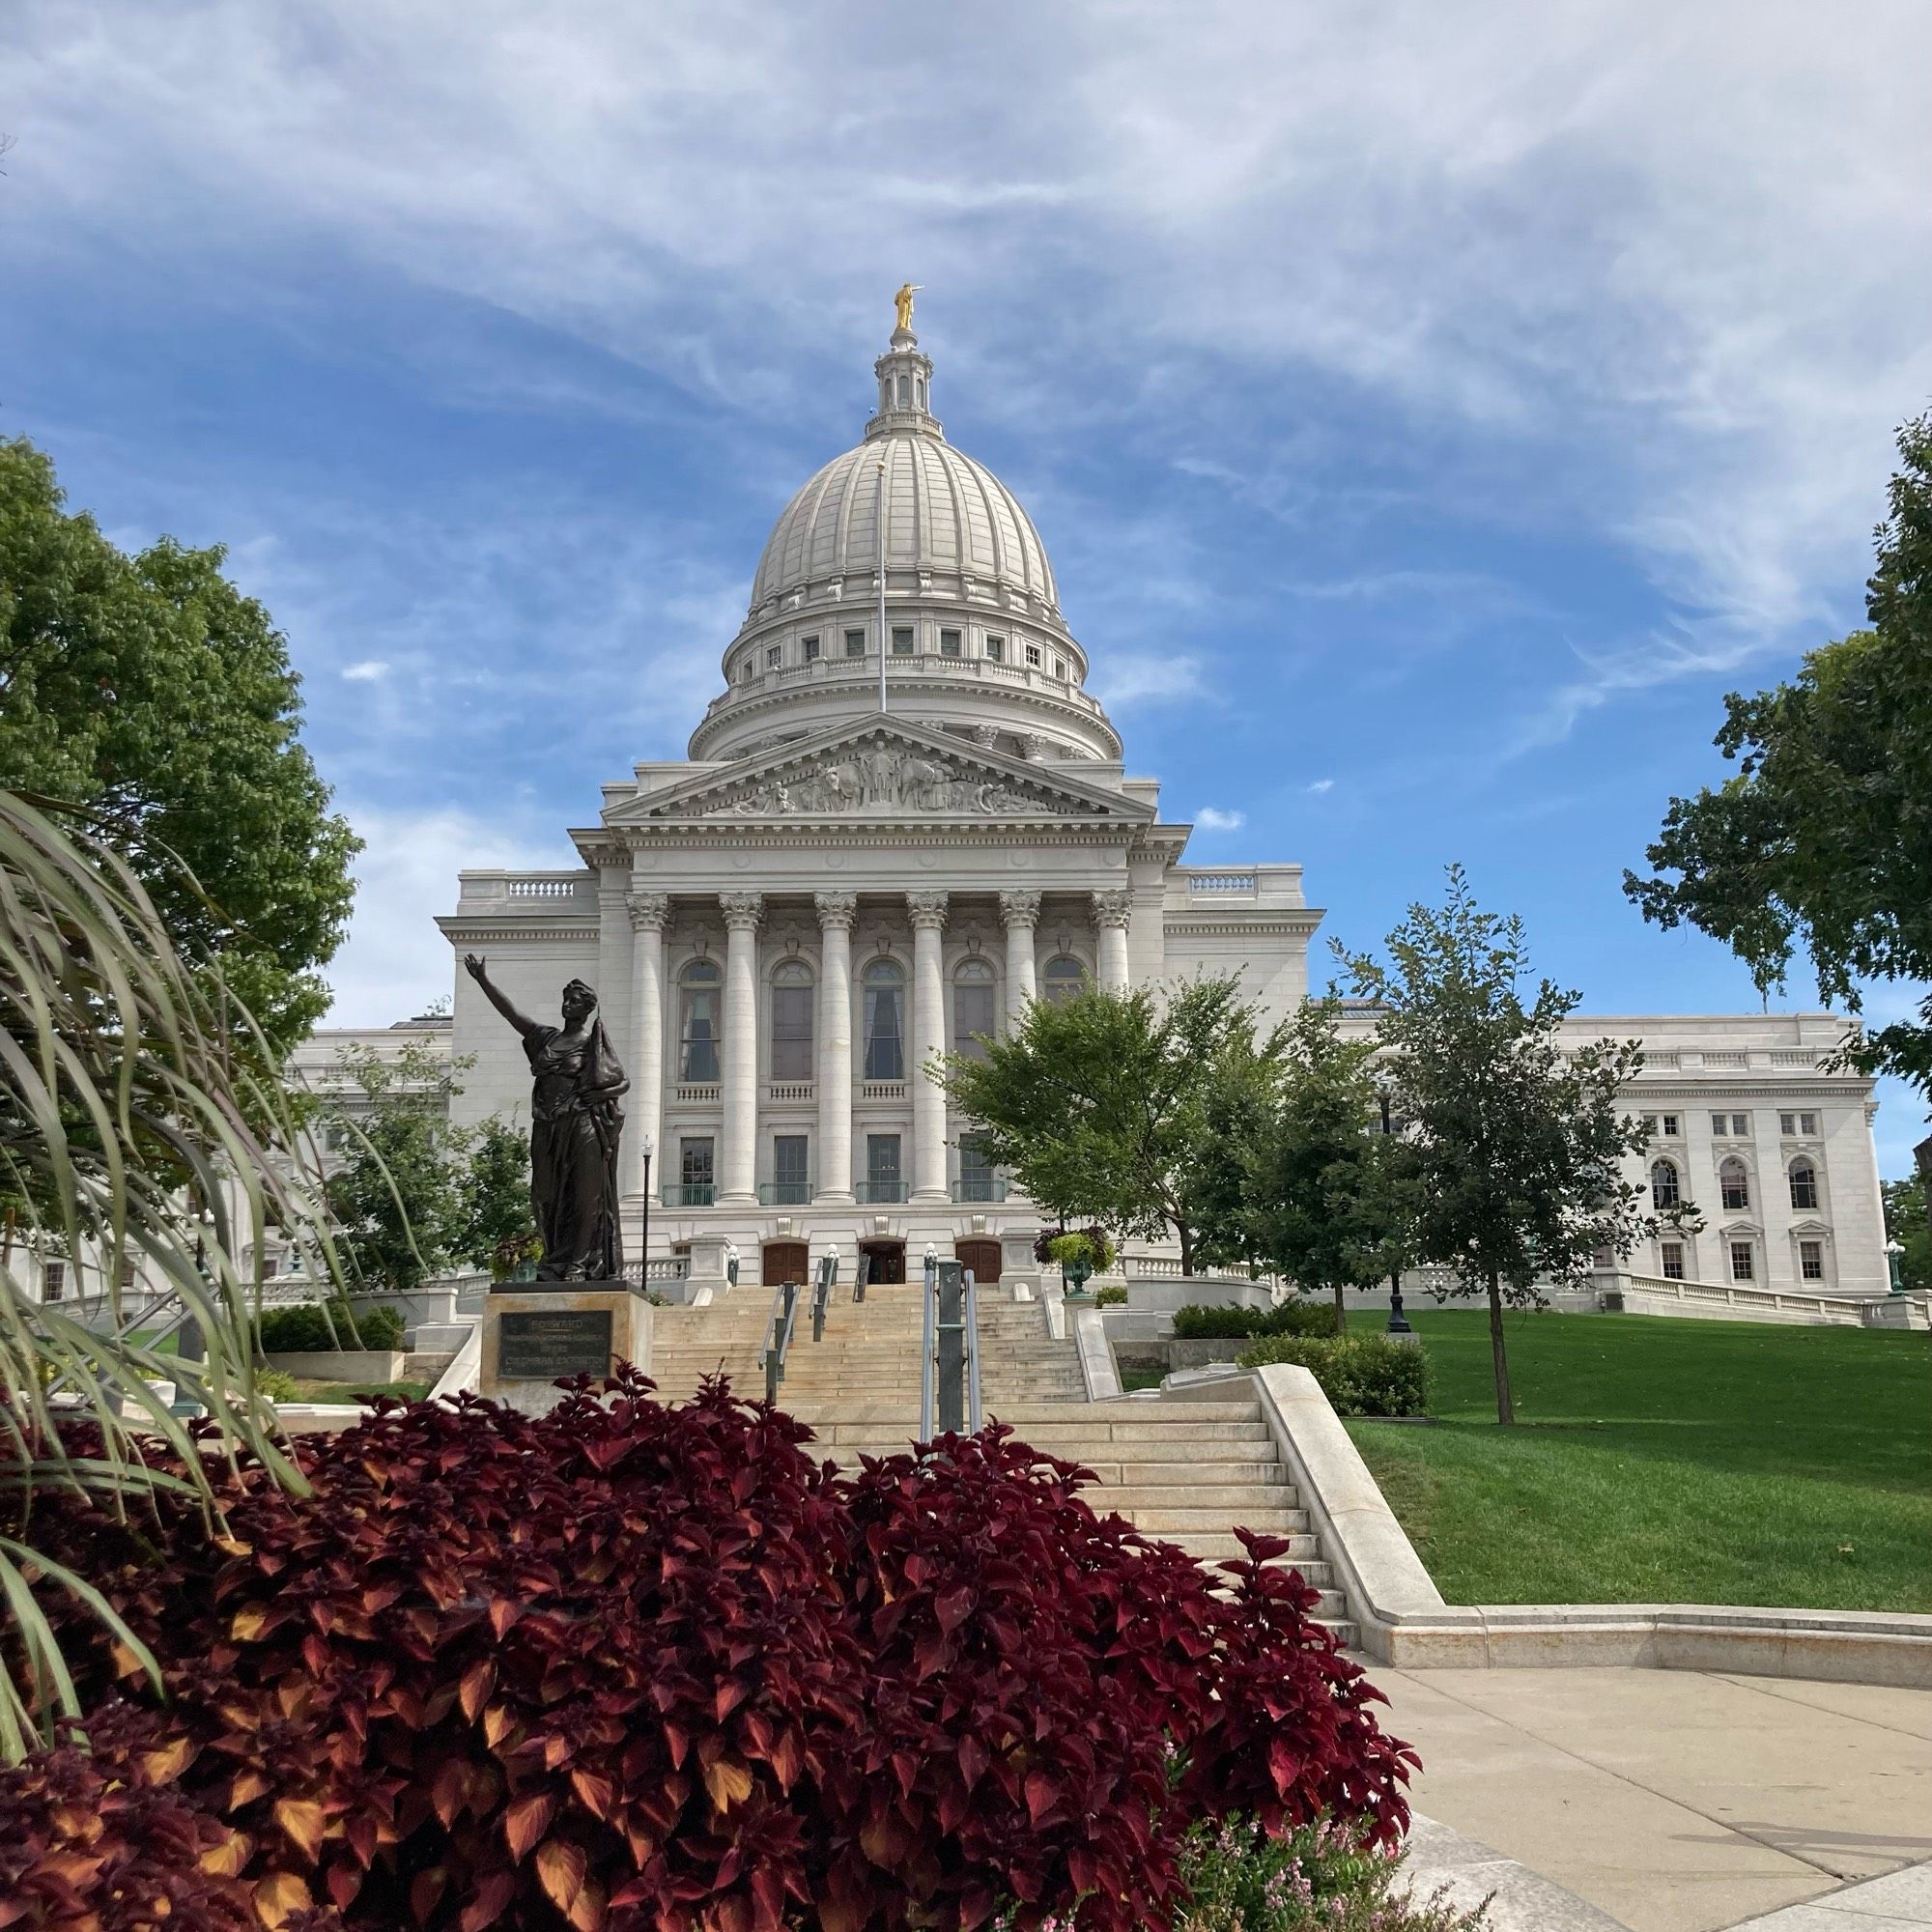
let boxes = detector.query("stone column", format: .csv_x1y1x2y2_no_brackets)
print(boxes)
908,891,950,1204
999,890,1039,1020
718,893,762,1207
814,893,857,1204
626,892,668,1202
1094,889,1132,993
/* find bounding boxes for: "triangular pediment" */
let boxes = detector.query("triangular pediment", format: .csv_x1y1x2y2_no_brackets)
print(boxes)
607,719,1150,827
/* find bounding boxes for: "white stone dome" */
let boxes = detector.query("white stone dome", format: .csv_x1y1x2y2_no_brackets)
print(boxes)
751,435,1061,618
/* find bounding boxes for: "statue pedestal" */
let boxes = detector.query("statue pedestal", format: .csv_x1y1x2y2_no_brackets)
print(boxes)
479,1283,654,1416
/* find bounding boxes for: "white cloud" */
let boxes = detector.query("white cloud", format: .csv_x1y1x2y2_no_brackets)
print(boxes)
321,802,575,1027
340,659,390,682
1092,651,1208,709
1305,779,1335,795
1194,806,1245,832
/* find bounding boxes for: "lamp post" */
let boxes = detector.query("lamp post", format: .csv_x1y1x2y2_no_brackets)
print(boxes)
1887,1238,1905,1294
1374,1071,1413,1336
639,1133,654,1284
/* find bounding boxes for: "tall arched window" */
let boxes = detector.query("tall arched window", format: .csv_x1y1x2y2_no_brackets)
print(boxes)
771,960,813,1081
1719,1156,1750,1211
1650,1158,1680,1209
915,376,926,409
1041,955,1087,1005
1788,1157,1819,1210
679,959,722,1082
896,374,910,408
863,959,904,1081
953,957,997,1061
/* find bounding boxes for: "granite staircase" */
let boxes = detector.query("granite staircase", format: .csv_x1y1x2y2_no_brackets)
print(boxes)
646,1286,1353,1643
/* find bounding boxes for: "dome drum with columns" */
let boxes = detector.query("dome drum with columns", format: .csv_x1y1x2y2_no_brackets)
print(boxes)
413,298,1888,1300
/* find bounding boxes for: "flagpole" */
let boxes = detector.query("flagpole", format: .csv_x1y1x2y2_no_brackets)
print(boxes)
876,454,888,714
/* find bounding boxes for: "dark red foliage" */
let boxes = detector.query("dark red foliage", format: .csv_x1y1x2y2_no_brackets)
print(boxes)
5,1373,1414,1932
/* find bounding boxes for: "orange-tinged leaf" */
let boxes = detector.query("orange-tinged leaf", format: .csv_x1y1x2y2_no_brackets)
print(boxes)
272,1798,326,1862
460,1870,517,1932
503,1791,556,1862
253,1871,313,1929
139,1736,193,1787
704,1758,753,1812
229,1770,270,1811
460,1659,497,1723
231,1605,269,1643
483,1704,516,1749
109,1639,144,1680
199,1831,252,1878
570,1767,616,1820
567,1875,608,1932
536,1838,587,1913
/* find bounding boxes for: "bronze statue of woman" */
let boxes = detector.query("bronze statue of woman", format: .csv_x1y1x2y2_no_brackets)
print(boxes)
464,955,628,1281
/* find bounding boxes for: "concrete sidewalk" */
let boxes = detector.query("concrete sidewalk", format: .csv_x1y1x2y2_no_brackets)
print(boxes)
1368,1664,1932,1932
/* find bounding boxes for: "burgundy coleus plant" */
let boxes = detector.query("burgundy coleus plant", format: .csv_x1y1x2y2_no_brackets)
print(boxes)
7,1374,1413,1932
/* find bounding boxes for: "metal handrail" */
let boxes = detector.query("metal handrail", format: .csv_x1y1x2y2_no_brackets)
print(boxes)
758,1279,802,1404
810,1253,836,1342
918,1254,982,1441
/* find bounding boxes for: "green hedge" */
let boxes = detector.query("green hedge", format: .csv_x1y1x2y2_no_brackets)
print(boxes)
1235,1332,1433,1417
256,1299,406,1355
1169,1299,1339,1341
1093,1284,1127,1307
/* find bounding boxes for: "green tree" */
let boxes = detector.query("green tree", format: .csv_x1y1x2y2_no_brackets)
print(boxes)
1625,413,1932,1095
322,1039,469,1294
936,975,1275,1274
454,1114,539,1279
1197,999,1406,1331
1882,1174,1931,1293
1339,867,1679,1424
0,437,359,1051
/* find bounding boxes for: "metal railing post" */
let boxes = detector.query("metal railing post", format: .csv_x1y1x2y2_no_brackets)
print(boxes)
811,1254,832,1343
918,1254,936,1441
761,1279,799,1405
855,1251,869,1302
963,1268,982,1434
935,1258,965,1436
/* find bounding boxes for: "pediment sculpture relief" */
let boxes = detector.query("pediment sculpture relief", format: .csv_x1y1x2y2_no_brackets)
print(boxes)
659,741,1104,819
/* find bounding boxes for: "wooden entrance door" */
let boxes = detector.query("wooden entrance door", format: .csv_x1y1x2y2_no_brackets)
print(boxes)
955,1237,1002,1284
859,1240,906,1285
761,1240,809,1287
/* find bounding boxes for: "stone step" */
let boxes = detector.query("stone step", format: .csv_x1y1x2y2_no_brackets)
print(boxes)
1102,1506,1309,1534
1083,1484,1302,1512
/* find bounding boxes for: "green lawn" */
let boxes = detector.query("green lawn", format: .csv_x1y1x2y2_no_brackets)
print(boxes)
1342,1309,1932,1611
285,1378,432,1404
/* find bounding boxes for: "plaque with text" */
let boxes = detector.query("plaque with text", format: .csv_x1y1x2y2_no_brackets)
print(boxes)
497,1309,612,1381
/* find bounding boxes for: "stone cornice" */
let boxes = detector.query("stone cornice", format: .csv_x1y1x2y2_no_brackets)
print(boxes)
435,920,600,945
576,824,1149,857
1165,913,1325,938
1627,1081,1876,1101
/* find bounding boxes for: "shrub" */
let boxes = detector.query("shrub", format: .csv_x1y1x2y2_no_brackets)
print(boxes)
253,1367,301,1402
255,1297,405,1354
1236,1334,1433,1417
1169,1813,1485,1932
1172,1300,1338,1342
1032,1226,1116,1271
14,1377,1415,1932
1094,1284,1127,1307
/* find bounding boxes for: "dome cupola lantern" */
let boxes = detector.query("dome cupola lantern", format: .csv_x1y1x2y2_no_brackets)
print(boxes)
867,284,940,440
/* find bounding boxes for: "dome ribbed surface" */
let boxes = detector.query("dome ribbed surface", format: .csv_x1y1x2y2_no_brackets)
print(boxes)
750,436,1058,614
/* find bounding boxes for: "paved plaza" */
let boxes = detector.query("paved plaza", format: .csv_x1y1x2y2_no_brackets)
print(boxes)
1373,1665,1932,1932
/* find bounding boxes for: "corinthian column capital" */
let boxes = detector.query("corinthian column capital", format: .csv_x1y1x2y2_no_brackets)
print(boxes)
998,889,1041,929
906,890,949,930
1091,888,1132,929
626,891,670,932
719,892,763,930
813,891,859,929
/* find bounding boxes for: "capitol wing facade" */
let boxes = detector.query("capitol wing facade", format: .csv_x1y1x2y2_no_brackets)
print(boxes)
421,314,1888,1299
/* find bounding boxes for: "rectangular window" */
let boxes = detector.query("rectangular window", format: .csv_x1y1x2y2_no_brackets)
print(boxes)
1733,1113,1749,1136
42,1261,65,1302
1660,1241,1685,1281
1729,1240,1755,1282
864,983,904,1082
958,1133,996,1202
1054,655,1068,680
1641,1113,1657,1136
953,978,997,1061
984,635,1005,662
891,626,915,656
1801,1111,1817,1135
939,628,962,656
771,981,813,1080
802,634,821,663
844,628,867,658
1713,1112,1749,1137
772,1134,810,1205
262,1256,279,1279
866,1134,902,1202
1799,1239,1825,1281
679,1137,715,1206
1024,642,1042,667
1780,1112,1795,1136
1662,1113,1681,1137
765,644,781,669
119,1258,135,1290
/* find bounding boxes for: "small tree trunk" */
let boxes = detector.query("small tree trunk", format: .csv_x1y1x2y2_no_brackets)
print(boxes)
1331,1278,1348,1333
1487,1267,1515,1425
1177,1221,1195,1277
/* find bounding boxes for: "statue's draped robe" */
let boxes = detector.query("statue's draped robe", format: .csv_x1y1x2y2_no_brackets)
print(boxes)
525,1020,628,1280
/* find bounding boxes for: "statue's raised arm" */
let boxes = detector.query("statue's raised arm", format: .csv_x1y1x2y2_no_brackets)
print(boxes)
464,953,541,1040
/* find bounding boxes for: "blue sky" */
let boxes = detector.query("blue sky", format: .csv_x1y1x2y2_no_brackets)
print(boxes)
6,1,1930,1173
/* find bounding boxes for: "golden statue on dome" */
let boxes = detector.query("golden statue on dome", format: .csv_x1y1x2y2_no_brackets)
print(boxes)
894,281,923,333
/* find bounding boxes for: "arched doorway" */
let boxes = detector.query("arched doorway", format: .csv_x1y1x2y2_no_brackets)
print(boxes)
858,1238,906,1285
761,1240,809,1287
955,1237,1002,1284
